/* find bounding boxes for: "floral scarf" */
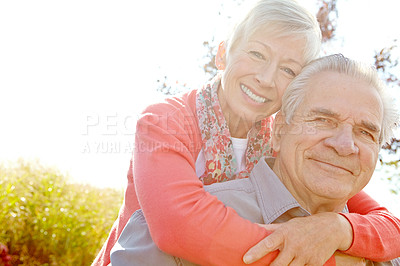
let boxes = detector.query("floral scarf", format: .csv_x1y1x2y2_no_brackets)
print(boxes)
196,75,274,185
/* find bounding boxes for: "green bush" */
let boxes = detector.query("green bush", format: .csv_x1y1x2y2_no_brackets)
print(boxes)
0,159,123,265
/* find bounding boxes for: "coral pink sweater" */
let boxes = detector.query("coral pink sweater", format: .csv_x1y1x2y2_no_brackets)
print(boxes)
93,89,400,266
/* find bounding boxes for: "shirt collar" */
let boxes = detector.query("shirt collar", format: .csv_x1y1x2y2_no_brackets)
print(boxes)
249,157,348,224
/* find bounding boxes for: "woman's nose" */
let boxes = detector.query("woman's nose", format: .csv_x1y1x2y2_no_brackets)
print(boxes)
255,64,276,88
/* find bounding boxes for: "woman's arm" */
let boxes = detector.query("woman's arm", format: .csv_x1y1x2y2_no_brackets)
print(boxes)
134,93,276,265
243,191,400,264
94,91,280,266
342,190,400,261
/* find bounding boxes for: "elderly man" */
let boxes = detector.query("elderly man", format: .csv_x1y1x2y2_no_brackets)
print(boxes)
110,54,400,265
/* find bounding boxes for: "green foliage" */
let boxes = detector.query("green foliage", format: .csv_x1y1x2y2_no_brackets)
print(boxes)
0,159,123,266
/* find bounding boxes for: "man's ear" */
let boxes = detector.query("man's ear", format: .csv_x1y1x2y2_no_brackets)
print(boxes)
272,111,286,153
215,41,226,70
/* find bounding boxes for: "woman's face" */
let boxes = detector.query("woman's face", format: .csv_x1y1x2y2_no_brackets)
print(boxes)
218,31,306,130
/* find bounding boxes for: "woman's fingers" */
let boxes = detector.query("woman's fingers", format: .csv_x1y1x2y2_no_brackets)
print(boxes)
243,224,282,264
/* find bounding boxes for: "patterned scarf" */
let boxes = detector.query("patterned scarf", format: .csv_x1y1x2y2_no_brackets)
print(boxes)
196,75,274,185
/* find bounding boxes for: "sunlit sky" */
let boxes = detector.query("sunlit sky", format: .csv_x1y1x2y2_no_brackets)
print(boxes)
1,0,399,215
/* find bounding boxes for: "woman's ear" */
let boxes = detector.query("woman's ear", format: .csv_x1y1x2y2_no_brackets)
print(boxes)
215,41,226,70
272,111,286,153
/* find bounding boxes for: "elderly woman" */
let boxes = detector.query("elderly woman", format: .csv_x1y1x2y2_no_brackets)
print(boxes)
93,0,400,265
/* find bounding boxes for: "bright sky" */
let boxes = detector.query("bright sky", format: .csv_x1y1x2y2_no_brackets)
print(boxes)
1,0,399,215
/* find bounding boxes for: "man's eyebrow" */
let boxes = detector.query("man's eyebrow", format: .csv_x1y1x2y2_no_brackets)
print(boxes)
360,120,380,133
309,108,380,133
308,108,339,118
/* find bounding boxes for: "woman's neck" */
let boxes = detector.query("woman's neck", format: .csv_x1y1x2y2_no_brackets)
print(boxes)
227,116,252,138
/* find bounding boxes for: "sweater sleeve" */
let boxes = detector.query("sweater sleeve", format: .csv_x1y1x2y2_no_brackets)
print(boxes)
341,190,400,261
133,91,279,266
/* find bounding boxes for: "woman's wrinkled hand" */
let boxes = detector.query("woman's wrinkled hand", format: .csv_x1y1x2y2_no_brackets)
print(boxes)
243,212,354,265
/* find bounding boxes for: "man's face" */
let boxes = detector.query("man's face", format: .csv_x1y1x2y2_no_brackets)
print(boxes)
273,71,383,212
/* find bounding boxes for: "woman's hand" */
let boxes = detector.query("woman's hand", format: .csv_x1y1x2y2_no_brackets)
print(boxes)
243,212,354,265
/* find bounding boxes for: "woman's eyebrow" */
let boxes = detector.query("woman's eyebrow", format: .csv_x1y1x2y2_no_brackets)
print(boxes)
249,40,303,67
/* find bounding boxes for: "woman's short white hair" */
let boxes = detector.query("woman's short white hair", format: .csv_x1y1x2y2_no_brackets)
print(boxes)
226,0,322,64
282,54,399,145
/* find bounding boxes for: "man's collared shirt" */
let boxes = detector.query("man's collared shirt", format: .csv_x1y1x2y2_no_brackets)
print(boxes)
115,158,400,266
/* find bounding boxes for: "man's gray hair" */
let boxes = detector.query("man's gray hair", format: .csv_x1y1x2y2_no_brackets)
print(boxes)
225,0,322,64
282,54,399,145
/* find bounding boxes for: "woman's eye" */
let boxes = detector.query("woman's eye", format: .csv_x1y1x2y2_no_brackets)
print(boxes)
249,51,265,60
282,67,296,77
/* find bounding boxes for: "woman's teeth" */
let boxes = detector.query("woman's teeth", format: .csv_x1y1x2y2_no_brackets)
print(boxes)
241,85,266,103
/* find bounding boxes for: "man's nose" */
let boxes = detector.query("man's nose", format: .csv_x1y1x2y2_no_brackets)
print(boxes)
324,125,359,156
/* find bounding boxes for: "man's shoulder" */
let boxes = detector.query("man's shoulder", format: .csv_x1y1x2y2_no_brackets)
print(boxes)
204,178,262,223
204,177,254,194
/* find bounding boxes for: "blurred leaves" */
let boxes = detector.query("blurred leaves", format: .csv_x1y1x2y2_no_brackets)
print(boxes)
374,40,400,86
317,0,338,43
202,39,218,80
348,26,400,195
0,159,123,265
375,40,400,187
156,76,189,96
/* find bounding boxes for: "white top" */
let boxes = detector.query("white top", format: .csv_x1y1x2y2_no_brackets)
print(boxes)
195,137,248,177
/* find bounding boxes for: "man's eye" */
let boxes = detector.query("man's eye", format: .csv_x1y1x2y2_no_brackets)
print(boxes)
306,117,332,127
358,129,380,143
249,51,265,60
315,117,329,123
360,129,375,140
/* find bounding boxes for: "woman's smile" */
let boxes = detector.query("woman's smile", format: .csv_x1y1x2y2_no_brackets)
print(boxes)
240,84,267,104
